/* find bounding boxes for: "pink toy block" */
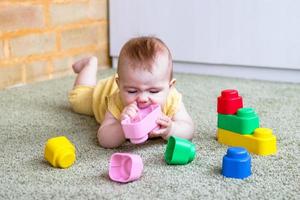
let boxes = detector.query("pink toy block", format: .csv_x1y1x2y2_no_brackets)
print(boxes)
109,153,143,183
121,104,162,144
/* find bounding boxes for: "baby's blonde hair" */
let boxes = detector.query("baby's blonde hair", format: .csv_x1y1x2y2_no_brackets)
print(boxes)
117,36,173,80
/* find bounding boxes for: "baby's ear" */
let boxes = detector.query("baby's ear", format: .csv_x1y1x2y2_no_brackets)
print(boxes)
115,76,120,88
169,78,176,88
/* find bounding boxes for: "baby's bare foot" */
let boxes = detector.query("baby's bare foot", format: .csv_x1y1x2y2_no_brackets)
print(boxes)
72,56,98,73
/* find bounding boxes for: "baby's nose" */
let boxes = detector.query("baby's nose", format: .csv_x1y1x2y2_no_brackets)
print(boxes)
137,92,148,102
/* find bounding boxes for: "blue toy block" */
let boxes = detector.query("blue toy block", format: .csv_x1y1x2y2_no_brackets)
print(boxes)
222,147,251,179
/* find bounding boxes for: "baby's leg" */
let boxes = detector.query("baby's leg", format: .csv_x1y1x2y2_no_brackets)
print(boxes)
72,56,98,87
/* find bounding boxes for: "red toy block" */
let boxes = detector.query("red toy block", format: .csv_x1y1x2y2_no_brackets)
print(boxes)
217,89,243,114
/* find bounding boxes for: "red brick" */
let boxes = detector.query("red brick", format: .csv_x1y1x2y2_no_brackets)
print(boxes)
52,47,110,74
10,33,56,57
52,56,73,73
60,24,106,50
88,0,107,20
0,64,23,88
52,51,102,73
96,45,110,66
0,40,4,59
50,2,89,25
25,60,49,81
0,4,44,33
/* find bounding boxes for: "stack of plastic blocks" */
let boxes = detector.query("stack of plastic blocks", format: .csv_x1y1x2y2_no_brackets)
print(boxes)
216,89,277,156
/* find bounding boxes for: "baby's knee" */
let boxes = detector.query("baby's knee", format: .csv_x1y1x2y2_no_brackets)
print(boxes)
68,86,94,116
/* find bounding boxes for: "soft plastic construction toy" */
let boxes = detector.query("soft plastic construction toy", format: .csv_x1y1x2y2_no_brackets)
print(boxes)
44,136,76,169
222,147,251,179
218,107,259,134
165,136,196,165
217,127,277,156
109,153,143,183
121,104,162,144
217,89,243,114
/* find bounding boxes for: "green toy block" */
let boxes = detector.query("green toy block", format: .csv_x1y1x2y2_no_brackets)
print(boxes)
217,107,259,135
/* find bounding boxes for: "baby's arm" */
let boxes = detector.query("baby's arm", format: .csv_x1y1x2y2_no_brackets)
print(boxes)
169,101,194,139
150,101,194,140
97,111,126,148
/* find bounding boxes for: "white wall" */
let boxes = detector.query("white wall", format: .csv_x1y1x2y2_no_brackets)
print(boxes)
109,0,300,82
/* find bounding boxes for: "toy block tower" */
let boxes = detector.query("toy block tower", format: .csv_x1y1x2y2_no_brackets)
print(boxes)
216,89,277,156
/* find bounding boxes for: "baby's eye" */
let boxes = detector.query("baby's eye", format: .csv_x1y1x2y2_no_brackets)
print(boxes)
150,90,160,94
127,90,137,94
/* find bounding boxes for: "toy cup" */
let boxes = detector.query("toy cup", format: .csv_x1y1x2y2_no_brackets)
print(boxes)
121,104,162,144
164,136,196,165
222,147,251,179
109,153,143,183
44,136,76,169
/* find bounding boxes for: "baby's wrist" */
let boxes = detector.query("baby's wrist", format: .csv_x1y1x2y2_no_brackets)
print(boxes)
162,131,172,140
162,122,173,140
120,113,128,121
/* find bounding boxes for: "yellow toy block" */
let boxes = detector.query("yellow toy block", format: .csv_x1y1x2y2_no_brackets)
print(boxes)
217,128,277,156
44,136,76,168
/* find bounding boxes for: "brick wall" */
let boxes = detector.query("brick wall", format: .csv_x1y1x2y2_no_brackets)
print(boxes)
0,0,110,89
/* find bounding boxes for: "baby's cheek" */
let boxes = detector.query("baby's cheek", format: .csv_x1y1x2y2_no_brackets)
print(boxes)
121,97,130,106
120,94,134,106
152,95,167,107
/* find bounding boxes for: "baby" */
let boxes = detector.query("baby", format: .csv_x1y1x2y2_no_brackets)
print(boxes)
69,36,194,148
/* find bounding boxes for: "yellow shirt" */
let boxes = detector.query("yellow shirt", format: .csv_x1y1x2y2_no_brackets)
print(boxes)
92,75,182,123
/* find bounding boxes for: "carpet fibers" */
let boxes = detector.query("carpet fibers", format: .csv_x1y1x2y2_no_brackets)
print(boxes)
0,69,299,200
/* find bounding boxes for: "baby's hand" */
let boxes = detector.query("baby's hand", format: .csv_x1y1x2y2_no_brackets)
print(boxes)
120,102,139,120
149,114,173,139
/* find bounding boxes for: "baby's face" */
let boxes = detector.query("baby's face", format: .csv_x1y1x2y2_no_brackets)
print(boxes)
117,54,173,109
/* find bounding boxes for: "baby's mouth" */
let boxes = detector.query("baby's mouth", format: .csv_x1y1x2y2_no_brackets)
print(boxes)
137,103,150,109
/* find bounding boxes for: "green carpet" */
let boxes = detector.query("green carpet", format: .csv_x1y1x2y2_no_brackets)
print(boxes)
0,69,299,199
